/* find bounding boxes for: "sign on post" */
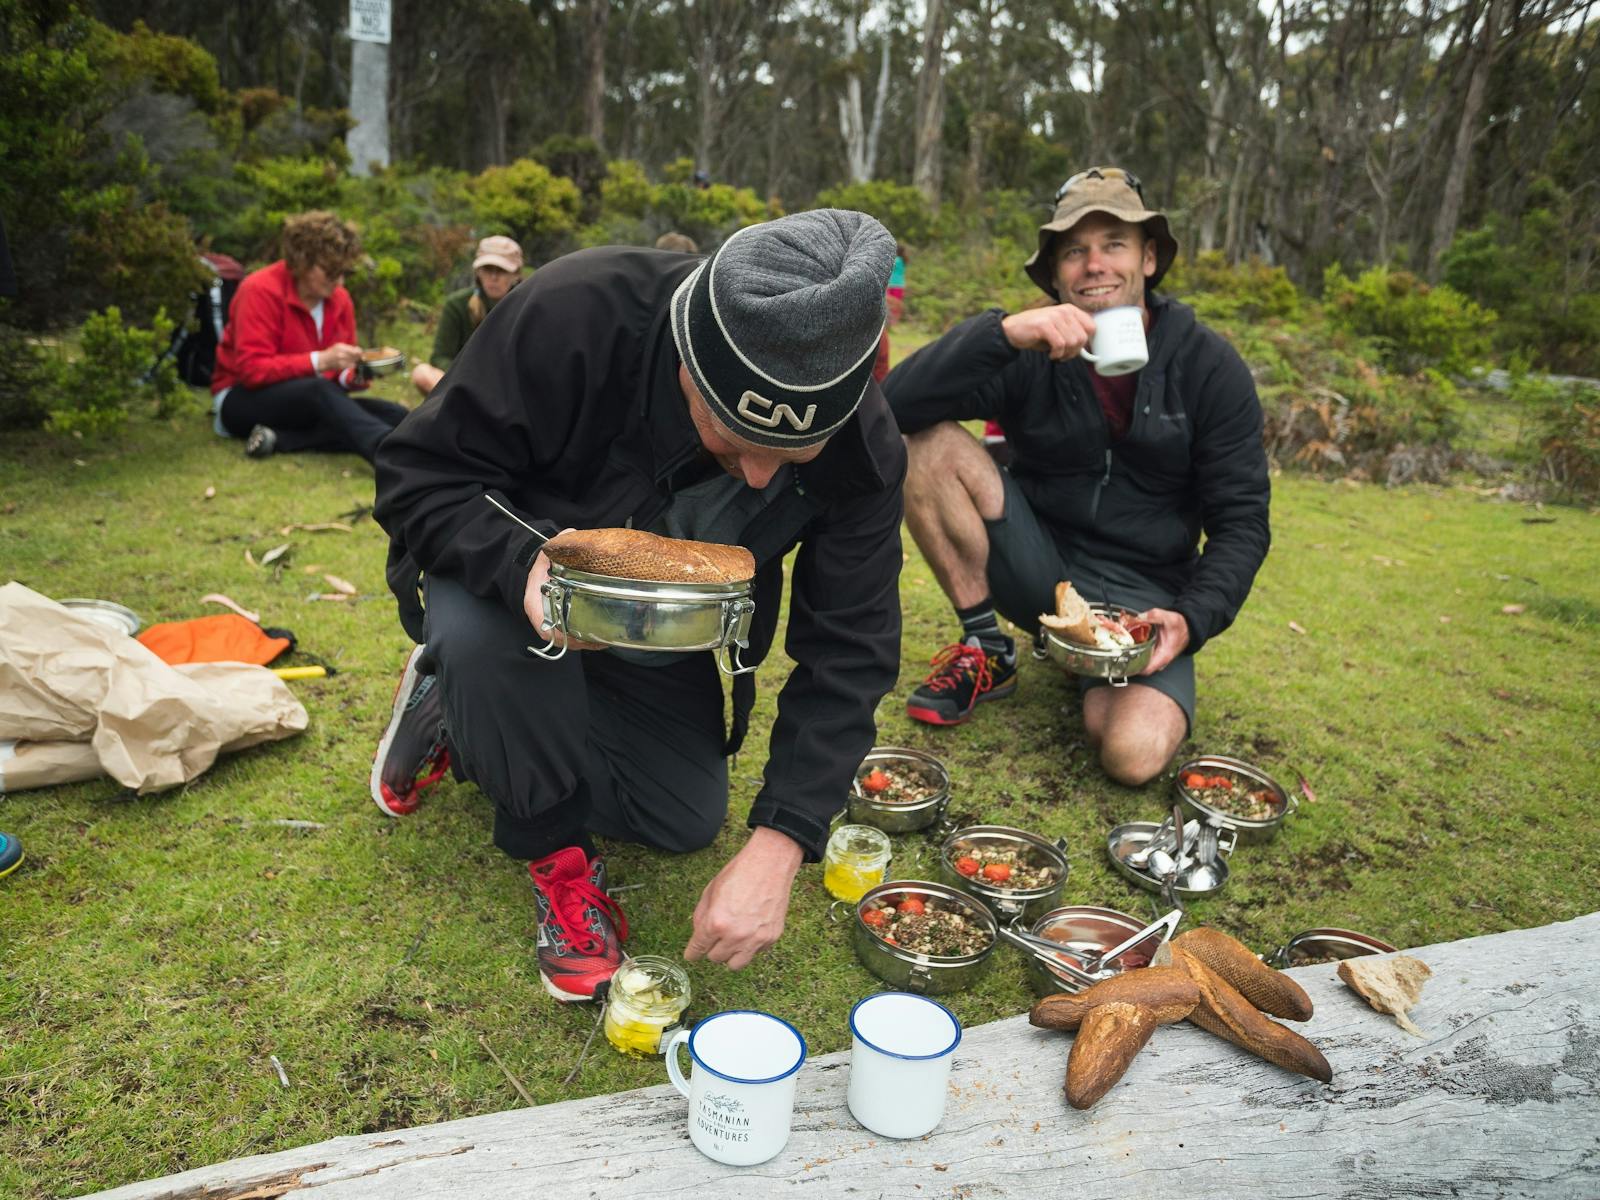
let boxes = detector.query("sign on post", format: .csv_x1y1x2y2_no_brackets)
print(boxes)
350,0,392,45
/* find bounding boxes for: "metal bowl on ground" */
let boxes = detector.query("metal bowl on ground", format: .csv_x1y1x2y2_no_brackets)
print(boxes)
1106,820,1237,900
1268,927,1399,969
938,825,1069,925
1023,905,1160,996
1037,604,1155,687
360,347,406,377
850,880,997,995
59,598,141,636
539,563,755,675
1173,754,1296,844
847,747,951,833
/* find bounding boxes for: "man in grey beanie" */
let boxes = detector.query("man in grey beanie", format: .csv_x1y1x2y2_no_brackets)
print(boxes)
372,210,903,998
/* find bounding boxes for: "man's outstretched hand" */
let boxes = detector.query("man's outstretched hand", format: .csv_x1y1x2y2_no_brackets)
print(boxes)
684,826,804,970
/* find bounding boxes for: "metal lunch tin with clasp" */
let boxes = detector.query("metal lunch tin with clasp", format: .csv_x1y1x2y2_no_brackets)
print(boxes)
844,880,997,996
1034,604,1155,688
1173,755,1297,844
937,825,1070,925
847,747,951,834
537,563,756,676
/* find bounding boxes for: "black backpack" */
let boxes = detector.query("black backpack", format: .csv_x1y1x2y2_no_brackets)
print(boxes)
157,252,245,387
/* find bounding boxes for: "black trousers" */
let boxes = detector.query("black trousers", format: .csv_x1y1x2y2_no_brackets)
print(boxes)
220,376,409,463
421,574,730,861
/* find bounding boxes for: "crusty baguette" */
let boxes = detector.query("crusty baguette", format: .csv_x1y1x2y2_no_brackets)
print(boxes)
1030,967,1199,1031
1174,947,1332,1083
543,528,755,584
1173,928,1314,1021
1038,579,1098,645
1065,1002,1158,1109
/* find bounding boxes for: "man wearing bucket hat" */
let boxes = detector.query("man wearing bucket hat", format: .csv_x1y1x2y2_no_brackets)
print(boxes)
409,235,528,398
885,167,1270,785
371,210,903,1000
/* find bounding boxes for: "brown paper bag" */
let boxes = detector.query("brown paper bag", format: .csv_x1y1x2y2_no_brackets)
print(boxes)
0,582,309,793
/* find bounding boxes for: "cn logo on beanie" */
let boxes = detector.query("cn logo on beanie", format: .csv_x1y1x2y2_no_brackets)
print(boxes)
736,391,818,432
671,209,895,450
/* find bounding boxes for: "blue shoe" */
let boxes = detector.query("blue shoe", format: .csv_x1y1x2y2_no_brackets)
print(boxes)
0,832,23,878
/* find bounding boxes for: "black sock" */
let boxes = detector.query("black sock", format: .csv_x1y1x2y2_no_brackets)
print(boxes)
955,599,1014,659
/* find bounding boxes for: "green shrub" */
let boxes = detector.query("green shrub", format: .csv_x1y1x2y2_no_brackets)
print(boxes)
1321,264,1495,374
813,180,935,245
599,160,653,219
68,190,208,327
45,306,183,437
1512,372,1600,502
650,181,769,246
98,19,223,114
898,236,1038,333
1166,252,1303,323
0,325,54,431
466,159,582,257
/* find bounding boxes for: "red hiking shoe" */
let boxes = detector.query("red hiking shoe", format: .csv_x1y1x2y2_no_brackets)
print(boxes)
370,644,450,817
905,637,1018,726
529,847,628,1002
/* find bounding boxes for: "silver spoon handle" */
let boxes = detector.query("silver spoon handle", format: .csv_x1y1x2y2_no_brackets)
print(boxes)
484,493,551,543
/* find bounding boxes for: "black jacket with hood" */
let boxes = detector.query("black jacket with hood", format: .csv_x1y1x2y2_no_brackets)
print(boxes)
373,246,906,862
884,294,1269,654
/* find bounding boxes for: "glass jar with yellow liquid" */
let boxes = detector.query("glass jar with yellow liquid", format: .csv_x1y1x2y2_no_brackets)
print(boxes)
604,956,691,1057
822,824,892,902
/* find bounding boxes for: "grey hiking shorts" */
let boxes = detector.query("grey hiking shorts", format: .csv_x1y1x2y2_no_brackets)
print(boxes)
984,469,1196,734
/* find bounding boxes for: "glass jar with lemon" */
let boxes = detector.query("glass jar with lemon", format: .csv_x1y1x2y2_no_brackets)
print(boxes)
603,956,691,1057
822,824,892,902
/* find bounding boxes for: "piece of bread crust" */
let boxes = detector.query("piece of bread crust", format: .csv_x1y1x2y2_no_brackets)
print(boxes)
543,528,755,584
1040,580,1098,645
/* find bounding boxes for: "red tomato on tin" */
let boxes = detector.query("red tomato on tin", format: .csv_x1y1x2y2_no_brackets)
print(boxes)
981,863,1013,883
861,768,892,795
954,856,981,877
896,897,927,915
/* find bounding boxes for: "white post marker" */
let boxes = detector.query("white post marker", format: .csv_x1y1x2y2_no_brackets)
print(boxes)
347,0,391,176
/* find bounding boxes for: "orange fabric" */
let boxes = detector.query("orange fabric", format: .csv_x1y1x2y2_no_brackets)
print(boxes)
136,614,292,667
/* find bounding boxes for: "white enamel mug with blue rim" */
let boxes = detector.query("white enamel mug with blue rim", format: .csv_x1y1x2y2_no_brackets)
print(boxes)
665,1010,808,1166
847,992,962,1139
1078,304,1149,377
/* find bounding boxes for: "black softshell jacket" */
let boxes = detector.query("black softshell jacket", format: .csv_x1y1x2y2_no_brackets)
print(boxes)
374,247,906,861
884,295,1269,654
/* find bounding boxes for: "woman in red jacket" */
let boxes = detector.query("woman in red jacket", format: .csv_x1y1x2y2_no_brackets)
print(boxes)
210,211,409,463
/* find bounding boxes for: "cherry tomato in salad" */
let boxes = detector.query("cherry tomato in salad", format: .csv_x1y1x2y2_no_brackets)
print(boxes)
861,908,887,927
953,856,981,877
896,896,927,915
1181,771,1207,789
980,863,1013,883
860,768,892,795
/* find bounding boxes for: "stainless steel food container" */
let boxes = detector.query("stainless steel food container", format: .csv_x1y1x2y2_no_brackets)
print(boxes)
1173,755,1296,843
849,880,997,995
847,747,951,833
1036,604,1155,686
1268,927,1398,969
938,825,1069,924
1106,820,1238,900
539,563,755,675
361,351,406,377
1023,905,1155,997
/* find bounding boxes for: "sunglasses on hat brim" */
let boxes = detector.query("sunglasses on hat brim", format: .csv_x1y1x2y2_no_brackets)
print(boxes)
1054,167,1144,205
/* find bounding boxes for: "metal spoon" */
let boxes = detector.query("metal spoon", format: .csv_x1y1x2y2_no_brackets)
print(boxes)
1172,825,1225,892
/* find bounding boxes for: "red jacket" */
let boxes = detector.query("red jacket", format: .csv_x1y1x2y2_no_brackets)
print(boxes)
211,259,362,393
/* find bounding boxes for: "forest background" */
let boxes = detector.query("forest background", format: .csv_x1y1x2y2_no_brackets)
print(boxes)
1,0,1598,498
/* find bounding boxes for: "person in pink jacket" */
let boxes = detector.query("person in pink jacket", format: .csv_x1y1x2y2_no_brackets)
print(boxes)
210,211,408,463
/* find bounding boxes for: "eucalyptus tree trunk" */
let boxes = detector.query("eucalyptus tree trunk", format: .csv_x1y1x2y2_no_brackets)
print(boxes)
582,0,608,150
911,0,946,207
838,11,869,181
1428,0,1504,279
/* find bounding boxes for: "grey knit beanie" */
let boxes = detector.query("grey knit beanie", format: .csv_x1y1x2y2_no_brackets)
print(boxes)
670,209,895,449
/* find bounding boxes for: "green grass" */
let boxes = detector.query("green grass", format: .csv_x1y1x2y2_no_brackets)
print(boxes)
2,335,1598,1197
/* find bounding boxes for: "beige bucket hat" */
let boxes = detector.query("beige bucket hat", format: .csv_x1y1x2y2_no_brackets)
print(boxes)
1024,168,1179,299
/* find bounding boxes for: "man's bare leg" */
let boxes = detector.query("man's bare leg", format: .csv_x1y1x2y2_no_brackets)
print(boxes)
1082,685,1187,786
902,421,1008,608
411,362,444,398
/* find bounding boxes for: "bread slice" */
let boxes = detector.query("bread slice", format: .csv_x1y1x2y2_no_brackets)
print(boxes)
1040,580,1098,645
543,528,755,584
1337,954,1431,1036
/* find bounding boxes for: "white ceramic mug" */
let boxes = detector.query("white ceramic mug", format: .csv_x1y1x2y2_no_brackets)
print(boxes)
1078,305,1148,377
846,992,962,1139
666,1010,807,1166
